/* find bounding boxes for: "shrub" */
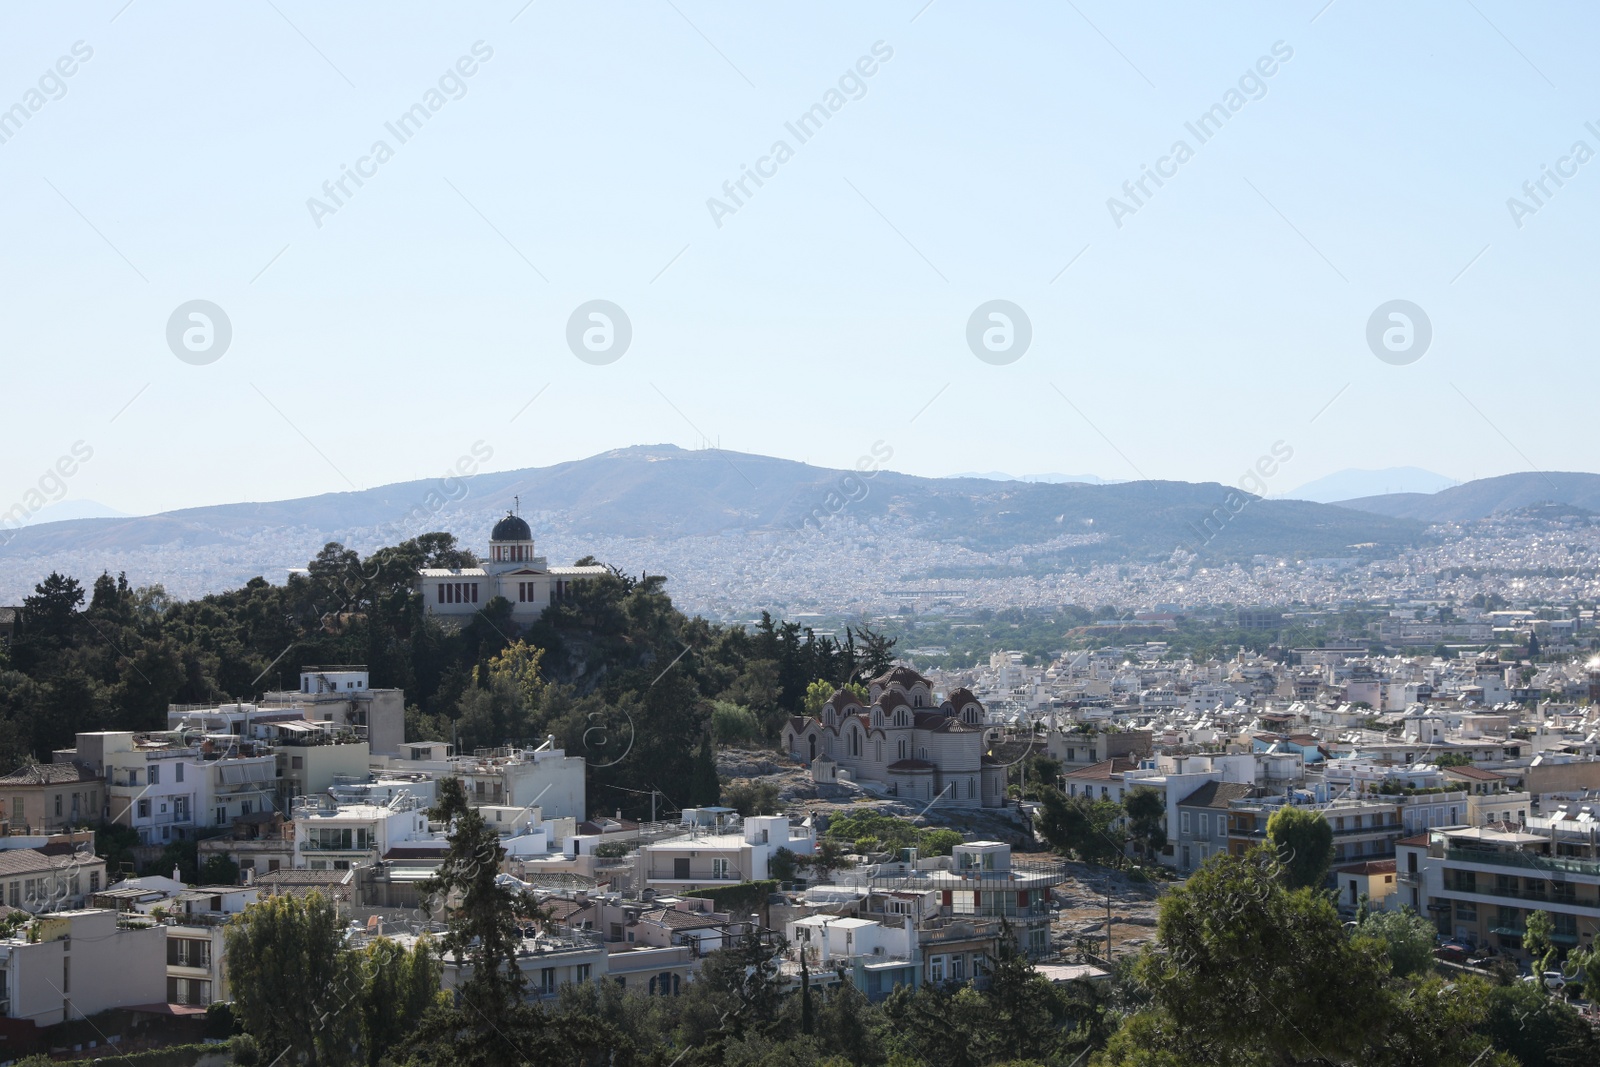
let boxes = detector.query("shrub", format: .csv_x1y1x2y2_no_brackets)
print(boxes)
594,841,634,858
711,701,764,744
723,779,781,816
230,1033,261,1066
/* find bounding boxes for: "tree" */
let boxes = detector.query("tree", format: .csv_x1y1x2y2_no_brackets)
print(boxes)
916,828,963,857
1099,848,1393,1066
1123,786,1166,861
201,853,240,886
797,838,853,882
1266,804,1334,889
722,778,780,816
422,777,538,1026
353,936,446,1067
802,679,868,715
1358,907,1437,977
769,846,798,883
484,639,544,715
1525,908,1557,972
1036,788,1124,866
224,891,349,1065
1482,978,1600,1067
688,729,721,809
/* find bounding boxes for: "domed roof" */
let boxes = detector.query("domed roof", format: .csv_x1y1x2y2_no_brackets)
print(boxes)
491,512,532,542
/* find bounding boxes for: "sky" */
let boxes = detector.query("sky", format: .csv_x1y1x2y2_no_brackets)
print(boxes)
2,0,1597,520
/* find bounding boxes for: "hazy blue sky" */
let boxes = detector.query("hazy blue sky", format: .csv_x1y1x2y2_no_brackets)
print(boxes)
2,1,1596,517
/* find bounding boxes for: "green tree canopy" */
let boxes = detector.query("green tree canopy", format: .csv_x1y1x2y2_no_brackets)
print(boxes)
1265,804,1334,889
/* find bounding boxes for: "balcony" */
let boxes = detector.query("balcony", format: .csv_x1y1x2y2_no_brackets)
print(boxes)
918,919,1004,946
301,841,375,853
646,866,743,883
1443,846,1600,879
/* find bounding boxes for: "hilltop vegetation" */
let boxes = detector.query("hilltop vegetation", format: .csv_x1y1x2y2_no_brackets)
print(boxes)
0,533,900,818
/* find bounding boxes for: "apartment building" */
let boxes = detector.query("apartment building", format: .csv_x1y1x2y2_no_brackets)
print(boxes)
0,910,165,1027
861,842,1063,959
636,816,815,894
1399,815,1600,960
0,763,102,834
291,792,441,870
1046,727,1154,770
62,731,276,846
435,928,608,1000
1174,781,1253,872
0,847,105,914
369,742,586,822
783,914,921,999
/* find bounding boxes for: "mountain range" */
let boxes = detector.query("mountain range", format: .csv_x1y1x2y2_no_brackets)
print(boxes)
2,449,1597,604
1333,471,1600,522
1278,467,1459,503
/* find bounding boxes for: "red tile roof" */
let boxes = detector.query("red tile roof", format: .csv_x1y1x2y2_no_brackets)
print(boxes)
1066,757,1139,781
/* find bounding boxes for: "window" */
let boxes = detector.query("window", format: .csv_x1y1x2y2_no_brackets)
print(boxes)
1200,814,1210,837
576,964,591,982
54,795,61,817
137,799,151,819
175,763,184,783
930,955,946,982
89,872,99,892
149,765,160,786
1180,812,1191,834
712,859,730,879
540,968,557,994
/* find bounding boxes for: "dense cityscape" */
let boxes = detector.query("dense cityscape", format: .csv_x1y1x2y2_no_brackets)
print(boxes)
10,2,1600,1064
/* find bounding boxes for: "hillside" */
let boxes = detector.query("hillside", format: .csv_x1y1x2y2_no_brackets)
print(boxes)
0,445,1428,605
1336,471,1600,522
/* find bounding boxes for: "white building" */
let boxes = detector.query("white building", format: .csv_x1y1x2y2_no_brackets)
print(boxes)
64,732,277,846
418,513,608,623
635,815,816,893
176,666,408,760
373,739,587,822
292,792,442,870
0,910,166,1027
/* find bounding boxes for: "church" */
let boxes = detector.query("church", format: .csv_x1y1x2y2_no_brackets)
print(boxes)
416,512,609,621
782,667,1010,808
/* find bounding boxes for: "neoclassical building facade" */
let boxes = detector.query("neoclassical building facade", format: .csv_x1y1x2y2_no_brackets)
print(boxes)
782,667,1008,808
417,513,609,622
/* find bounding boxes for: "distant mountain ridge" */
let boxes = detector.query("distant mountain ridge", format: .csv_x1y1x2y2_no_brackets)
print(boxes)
1280,467,1458,504
0,446,1429,603
1336,471,1600,521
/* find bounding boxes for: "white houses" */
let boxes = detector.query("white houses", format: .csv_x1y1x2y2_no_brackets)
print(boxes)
635,815,815,893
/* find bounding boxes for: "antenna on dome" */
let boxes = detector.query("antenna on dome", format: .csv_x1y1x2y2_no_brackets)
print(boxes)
513,495,519,515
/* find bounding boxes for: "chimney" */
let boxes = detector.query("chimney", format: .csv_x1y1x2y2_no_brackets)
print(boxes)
173,865,182,883
616,809,622,821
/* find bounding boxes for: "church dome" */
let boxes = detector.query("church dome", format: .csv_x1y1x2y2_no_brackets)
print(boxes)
491,513,532,542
